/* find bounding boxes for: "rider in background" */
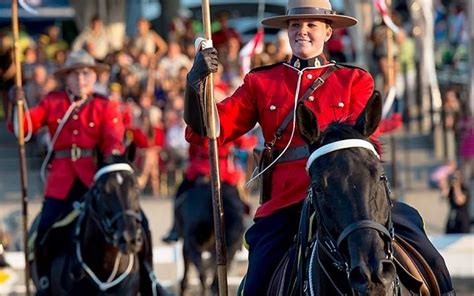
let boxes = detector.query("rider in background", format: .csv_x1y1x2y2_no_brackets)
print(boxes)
183,0,455,295
162,135,256,243
7,50,157,295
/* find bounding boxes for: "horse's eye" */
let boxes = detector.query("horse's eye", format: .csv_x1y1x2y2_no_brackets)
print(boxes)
313,185,323,195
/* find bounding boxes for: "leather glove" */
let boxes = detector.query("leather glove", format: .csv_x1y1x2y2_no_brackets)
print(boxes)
184,47,219,137
187,47,219,90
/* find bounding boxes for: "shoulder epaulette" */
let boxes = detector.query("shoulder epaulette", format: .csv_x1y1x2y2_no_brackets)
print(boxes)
249,61,285,73
93,93,109,100
332,62,368,72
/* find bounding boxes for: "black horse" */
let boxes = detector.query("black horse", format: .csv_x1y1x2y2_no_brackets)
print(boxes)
30,154,168,295
265,92,440,296
176,179,245,296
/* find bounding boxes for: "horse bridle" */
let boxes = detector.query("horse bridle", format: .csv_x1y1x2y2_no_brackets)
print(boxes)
305,139,398,296
73,163,142,291
87,164,142,245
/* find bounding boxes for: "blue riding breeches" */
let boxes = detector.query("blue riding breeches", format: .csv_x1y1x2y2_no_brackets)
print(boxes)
241,203,301,296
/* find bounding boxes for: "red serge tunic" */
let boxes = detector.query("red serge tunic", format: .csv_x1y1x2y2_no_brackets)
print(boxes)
16,91,125,200
186,62,375,218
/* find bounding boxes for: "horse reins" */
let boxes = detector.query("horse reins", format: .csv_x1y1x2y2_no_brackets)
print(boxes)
73,163,141,291
305,139,398,296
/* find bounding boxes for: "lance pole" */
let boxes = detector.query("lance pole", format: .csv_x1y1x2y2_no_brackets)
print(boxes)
11,0,31,295
200,0,228,295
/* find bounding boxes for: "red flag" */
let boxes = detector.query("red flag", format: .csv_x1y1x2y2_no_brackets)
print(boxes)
239,28,264,74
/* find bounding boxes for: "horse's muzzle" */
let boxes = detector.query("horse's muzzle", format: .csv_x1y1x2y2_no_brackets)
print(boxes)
349,259,396,296
115,228,143,254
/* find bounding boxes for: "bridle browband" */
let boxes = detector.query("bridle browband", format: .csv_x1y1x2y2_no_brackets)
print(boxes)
306,139,380,172
94,163,135,181
74,163,141,291
305,139,397,296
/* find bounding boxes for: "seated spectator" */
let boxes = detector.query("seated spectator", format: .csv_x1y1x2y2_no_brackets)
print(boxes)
72,15,111,61
39,25,69,61
22,47,38,82
157,41,191,81
130,18,168,59
24,64,49,107
212,10,241,53
133,92,164,197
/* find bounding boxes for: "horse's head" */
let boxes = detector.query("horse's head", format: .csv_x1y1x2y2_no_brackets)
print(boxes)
297,92,397,296
87,154,143,254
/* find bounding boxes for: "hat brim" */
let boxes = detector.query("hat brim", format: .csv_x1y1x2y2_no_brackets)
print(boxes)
54,63,110,76
261,14,357,29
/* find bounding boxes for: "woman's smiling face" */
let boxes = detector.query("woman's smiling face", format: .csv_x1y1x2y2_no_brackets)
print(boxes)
288,18,332,59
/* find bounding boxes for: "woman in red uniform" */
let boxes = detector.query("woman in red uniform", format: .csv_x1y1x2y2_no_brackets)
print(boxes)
183,0,454,295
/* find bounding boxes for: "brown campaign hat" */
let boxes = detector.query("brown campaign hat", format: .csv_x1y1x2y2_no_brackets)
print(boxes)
54,49,109,76
261,0,357,29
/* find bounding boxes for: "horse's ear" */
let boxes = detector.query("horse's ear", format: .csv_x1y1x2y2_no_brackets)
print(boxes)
124,141,136,163
354,91,382,137
297,103,320,145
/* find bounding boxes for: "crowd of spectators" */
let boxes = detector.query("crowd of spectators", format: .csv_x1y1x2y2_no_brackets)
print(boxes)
0,1,472,204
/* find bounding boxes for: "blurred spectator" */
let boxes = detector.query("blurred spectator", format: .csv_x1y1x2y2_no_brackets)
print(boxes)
164,108,188,175
22,47,38,82
458,106,474,182
444,169,470,233
94,67,111,96
169,8,196,44
0,33,15,119
44,49,68,76
157,41,191,80
72,15,111,61
24,65,49,107
326,28,353,63
134,92,164,198
7,25,35,62
395,28,416,110
448,4,468,48
275,29,292,62
221,36,242,91
370,22,400,94
430,159,458,197
212,10,241,52
132,52,150,86
130,17,168,59
39,25,69,61
442,87,461,160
